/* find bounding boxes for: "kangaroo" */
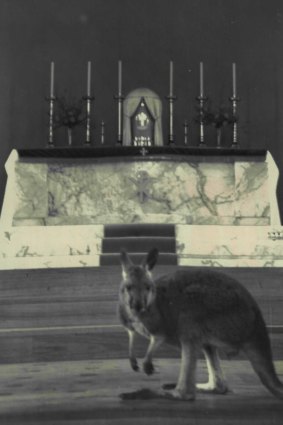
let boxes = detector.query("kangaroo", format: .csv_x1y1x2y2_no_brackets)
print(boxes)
118,248,283,401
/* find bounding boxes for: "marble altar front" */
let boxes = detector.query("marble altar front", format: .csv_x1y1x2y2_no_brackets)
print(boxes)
0,146,282,269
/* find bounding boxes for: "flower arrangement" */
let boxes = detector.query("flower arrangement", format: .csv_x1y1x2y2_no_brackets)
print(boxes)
53,97,86,145
195,103,238,146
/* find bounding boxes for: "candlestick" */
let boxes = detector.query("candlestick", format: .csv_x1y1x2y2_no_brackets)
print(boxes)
232,62,237,97
169,61,173,97
83,95,95,146
100,121,105,144
200,61,204,97
47,96,56,147
183,120,189,145
196,96,208,147
114,60,124,145
83,61,95,145
118,60,122,96
166,62,177,145
50,61,55,98
229,95,240,148
87,61,91,97
197,62,207,146
46,61,56,147
229,63,240,148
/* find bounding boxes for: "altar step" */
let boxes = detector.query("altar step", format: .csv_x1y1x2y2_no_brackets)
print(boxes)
104,224,175,237
100,224,177,266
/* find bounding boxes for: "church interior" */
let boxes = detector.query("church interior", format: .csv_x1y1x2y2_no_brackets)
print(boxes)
0,0,283,423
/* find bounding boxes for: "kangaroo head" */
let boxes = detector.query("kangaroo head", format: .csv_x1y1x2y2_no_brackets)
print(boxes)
120,248,159,314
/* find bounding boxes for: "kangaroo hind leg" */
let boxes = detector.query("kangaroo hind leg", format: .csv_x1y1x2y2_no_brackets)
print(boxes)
197,345,229,394
164,341,197,400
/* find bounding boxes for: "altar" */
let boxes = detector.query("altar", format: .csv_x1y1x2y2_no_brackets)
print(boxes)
0,146,282,269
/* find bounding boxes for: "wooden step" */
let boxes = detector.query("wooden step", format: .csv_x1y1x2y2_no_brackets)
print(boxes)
104,224,175,237
102,236,176,253
100,253,178,266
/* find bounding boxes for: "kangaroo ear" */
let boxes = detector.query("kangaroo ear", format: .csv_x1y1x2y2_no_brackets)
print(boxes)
120,249,133,276
143,248,159,271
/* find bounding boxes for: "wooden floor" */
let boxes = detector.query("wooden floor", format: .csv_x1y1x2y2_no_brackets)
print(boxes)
0,359,282,424
0,266,282,424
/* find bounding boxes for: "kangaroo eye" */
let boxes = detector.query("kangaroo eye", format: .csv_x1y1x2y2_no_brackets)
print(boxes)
126,284,133,291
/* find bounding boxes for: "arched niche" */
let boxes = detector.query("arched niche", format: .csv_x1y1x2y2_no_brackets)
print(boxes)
123,88,163,146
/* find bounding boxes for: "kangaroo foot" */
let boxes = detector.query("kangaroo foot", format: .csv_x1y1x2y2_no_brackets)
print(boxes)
164,388,196,401
143,360,154,375
196,381,229,394
130,357,139,372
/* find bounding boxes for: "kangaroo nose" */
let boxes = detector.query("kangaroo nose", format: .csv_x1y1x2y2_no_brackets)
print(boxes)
134,301,143,313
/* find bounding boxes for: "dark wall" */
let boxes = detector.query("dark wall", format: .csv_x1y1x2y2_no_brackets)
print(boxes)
1,0,283,217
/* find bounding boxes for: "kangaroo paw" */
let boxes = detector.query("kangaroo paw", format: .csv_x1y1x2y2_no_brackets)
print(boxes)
162,383,176,390
130,358,139,372
143,360,154,375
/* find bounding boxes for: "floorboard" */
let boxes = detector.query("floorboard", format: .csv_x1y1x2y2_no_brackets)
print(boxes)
0,359,282,425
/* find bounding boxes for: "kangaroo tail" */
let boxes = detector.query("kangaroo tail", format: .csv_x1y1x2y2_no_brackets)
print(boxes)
243,311,283,399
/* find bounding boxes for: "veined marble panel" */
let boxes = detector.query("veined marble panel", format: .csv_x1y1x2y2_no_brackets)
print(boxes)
0,150,279,227
0,255,100,270
178,258,283,267
13,163,48,219
234,162,270,218
21,159,270,225
176,225,283,267
0,225,103,260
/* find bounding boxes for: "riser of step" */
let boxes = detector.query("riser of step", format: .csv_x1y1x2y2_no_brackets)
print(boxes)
100,253,178,266
104,224,175,237
102,237,176,253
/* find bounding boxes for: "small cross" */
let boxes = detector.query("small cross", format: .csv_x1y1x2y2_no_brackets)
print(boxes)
140,147,148,156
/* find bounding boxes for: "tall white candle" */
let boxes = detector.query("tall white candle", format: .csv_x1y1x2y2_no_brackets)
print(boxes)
118,60,122,95
200,62,204,97
232,62,237,97
169,61,173,96
50,61,55,98
87,61,91,96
